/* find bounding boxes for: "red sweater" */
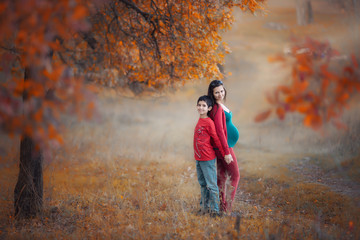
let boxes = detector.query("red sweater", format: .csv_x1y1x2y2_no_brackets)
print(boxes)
210,104,230,155
193,117,225,161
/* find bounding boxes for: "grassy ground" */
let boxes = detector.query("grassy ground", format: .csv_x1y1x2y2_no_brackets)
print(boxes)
0,151,359,239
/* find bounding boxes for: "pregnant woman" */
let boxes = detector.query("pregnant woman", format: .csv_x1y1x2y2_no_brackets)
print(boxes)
208,80,240,214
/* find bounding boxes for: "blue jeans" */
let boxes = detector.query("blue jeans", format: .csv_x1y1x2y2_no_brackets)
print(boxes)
196,159,220,212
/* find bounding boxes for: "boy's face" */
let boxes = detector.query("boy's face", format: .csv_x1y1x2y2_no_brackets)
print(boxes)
197,100,212,118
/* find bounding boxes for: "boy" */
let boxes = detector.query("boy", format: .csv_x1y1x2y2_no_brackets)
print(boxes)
193,95,225,217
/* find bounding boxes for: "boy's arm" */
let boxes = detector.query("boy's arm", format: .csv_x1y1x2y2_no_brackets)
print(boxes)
211,105,230,155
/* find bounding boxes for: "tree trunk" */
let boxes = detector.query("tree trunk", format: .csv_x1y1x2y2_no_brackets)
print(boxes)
14,68,43,219
350,0,360,57
296,0,314,26
355,0,360,19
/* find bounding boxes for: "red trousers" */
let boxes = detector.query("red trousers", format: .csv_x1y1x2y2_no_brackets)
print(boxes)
215,147,240,212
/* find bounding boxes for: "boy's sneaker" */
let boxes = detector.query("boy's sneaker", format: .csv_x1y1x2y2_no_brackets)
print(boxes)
196,209,209,216
209,211,222,218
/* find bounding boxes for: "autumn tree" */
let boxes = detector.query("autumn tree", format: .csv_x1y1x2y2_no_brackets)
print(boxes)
59,0,266,92
0,0,265,218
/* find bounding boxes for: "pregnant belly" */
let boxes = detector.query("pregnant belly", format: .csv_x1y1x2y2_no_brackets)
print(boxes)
227,124,239,147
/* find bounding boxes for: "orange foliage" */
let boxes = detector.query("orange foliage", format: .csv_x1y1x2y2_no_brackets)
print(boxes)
0,0,104,148
254,109,272,122
268,54,286,63
256,38,360,130
68,0,265,90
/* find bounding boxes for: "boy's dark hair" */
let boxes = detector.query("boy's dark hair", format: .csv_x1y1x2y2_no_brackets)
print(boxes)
197,95,214,109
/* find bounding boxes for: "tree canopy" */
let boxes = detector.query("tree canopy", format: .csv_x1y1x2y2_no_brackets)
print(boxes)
65,0,265,89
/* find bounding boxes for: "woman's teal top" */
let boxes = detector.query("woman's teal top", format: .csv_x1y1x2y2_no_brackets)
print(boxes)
224,111,239,148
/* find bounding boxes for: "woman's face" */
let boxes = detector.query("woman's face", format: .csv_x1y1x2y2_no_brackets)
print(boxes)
213,85,225,102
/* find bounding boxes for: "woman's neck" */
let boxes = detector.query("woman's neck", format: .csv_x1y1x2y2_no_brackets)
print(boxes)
219,103,230,112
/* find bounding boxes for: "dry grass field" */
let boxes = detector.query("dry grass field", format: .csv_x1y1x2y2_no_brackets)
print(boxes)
0,114,359,239
1,0,360,239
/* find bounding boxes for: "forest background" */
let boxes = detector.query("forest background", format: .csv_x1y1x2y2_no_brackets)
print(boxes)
0,0,360,239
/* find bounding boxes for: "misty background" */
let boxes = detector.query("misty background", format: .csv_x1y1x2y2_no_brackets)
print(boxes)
71,0,360,165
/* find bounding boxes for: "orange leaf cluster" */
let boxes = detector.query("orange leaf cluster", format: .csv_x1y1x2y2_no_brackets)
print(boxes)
255,38,359,130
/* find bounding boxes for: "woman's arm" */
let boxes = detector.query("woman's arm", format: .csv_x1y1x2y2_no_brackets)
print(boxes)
211,104,230,156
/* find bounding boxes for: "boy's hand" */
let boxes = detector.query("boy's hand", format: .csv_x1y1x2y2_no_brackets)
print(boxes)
224,154,233,164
